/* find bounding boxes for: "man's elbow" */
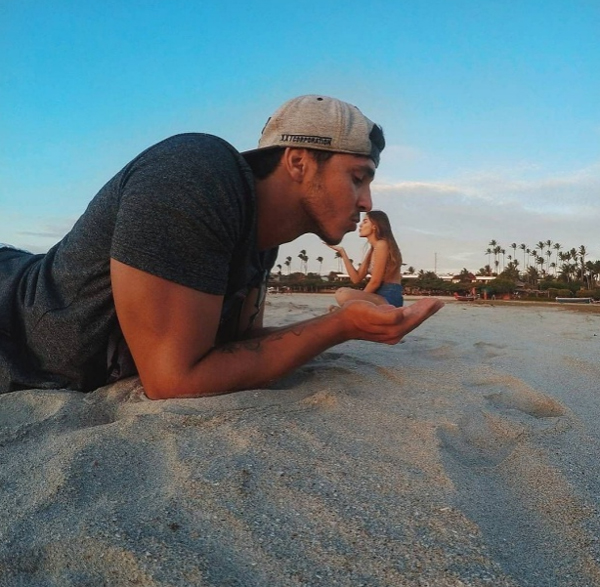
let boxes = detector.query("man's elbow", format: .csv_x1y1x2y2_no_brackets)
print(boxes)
140,365,235,399
140,373,179,399
139,369,200,400
143,382,173,400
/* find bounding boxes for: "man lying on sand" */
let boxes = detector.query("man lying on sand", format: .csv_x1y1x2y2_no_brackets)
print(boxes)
0,95,443,398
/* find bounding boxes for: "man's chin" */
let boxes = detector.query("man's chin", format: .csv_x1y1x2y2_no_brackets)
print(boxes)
319,226,354,246
320,234,343,246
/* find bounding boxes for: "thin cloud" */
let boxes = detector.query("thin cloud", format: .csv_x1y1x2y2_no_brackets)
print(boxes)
364,161,600,272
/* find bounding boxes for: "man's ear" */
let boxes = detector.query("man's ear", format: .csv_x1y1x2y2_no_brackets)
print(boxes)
281,148,312,183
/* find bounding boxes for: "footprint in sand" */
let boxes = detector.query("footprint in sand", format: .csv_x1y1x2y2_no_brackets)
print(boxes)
439,382,567,468
473,341,507,359
486,387,565,418
438,410,526,467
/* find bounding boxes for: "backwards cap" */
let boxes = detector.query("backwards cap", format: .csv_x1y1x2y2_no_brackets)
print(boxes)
244,95,385,167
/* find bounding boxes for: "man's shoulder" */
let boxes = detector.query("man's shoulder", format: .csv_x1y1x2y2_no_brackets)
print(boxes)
129,133,249,182
147,133,240,159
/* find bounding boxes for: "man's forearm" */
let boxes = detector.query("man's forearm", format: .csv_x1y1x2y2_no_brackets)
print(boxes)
140,298,444,400
146,312,347,399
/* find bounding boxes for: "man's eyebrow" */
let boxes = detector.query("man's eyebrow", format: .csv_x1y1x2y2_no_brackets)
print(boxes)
359,165,376,179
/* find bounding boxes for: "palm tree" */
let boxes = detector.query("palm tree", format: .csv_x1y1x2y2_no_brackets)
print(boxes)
298,250,308,274
536,255,545,277
284,256,292,274
519,243,527,269
458,267,472,281
485,247,493,267
553,243,562,274
335,251,343,272
276,263,282,276
579,245,587,282
565,253,579,283
542,240,552,274
493,248,501,275
587,260,600,288
559,250,570,280
570,247,578,263
594,260,600,289
504,259,520,281
527,266,540,287
558,251,576,283
536,242,546,271
316,256,324,275
406,266,416,274
545,250,553,275
558,262,572,282
530,249,538,272
489,240,499,271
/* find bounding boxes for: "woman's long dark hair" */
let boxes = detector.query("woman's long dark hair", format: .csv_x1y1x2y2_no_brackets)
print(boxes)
367,211,402,275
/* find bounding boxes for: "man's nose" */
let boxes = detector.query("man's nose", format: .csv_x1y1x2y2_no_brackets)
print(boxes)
358,188,372,212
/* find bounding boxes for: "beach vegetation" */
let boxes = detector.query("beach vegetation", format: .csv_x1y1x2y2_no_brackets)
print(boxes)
475,240,599,292
271,238,599,301
485,278,517,295
576,289,600,300
298,250,309,274
316,256,324,274
547,288,574,299
499,261,520,282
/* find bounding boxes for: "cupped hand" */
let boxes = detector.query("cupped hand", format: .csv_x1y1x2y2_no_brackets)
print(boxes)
338,298,444,344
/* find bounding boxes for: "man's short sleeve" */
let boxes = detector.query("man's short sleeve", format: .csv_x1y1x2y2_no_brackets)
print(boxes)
110,135,253,295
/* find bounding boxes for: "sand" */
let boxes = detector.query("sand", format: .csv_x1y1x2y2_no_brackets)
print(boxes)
1,294,599,586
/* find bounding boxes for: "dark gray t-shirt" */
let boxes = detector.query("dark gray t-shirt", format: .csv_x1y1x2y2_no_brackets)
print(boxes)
0,134,276,393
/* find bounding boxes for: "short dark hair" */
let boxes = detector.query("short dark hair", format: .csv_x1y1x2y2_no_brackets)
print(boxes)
243,147,285,179
243,148,335,180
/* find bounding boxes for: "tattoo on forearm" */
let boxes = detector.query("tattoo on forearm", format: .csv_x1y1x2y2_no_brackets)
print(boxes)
217,325,306,354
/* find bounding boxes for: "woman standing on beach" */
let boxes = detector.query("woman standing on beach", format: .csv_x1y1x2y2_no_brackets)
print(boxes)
328,210,404,307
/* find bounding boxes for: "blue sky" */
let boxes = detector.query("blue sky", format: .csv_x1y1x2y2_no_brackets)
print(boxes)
1,0,598,274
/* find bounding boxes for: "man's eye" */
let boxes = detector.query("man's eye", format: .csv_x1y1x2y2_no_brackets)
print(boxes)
353,175,363,185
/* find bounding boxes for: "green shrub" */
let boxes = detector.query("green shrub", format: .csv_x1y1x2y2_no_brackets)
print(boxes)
487,278,516,295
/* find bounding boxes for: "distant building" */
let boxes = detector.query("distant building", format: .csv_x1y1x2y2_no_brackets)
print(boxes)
451,272,477,283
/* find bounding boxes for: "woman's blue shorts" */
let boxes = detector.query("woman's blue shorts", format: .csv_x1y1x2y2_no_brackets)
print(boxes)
375,283,404,307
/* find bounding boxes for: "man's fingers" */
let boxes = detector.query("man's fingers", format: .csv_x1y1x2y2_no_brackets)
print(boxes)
372,299,444,339
397,298,444,332
339,297,444,342
403,298,445,320
369,299,444,328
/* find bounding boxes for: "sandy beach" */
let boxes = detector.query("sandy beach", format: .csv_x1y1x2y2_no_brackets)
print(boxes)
1,293,599,586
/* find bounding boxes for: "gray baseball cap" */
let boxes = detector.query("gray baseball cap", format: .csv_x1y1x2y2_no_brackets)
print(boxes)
244,95,385,167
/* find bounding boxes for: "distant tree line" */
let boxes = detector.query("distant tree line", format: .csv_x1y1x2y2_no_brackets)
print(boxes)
271,240,600,299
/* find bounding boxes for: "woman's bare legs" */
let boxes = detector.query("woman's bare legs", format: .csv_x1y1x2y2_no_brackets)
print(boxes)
334,287,389,307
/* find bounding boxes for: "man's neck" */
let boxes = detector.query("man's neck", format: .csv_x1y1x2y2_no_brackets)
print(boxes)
254,175,311,251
